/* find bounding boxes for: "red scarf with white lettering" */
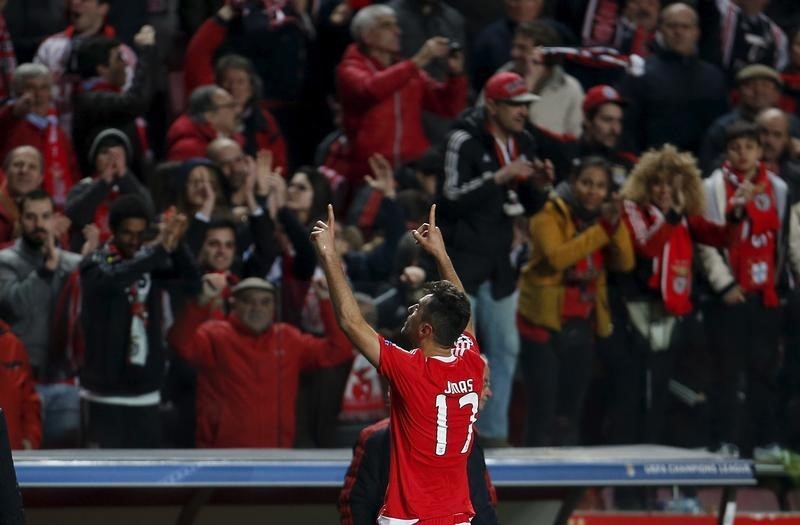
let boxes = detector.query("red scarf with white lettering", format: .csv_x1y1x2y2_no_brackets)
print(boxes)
563,214,605,319
26,108,73,208
650,213,694,316
722,161,780,307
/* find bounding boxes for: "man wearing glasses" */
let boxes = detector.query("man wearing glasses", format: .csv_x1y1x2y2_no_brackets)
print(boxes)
167,84,242,161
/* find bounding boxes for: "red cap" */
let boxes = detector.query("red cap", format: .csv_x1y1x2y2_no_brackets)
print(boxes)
583,85,627,114
484,72,539,104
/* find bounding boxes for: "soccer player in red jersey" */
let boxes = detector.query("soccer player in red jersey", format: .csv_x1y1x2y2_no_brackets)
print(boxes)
312,204,486,525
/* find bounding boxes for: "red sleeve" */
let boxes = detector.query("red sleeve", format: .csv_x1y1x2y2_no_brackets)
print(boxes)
337,58,419,107
622,200,674,258
167,301,220,368
421,72,468,118
15,341,42,449
687,214,736,247
184,17,227,95
297,299,354,371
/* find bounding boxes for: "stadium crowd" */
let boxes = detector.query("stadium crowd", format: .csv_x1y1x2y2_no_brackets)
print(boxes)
0,0,800,469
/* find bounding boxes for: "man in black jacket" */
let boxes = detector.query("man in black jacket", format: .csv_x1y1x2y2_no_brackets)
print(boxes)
618,2,728,157
72,25,157,181
437,71,551,446
79,194,200,448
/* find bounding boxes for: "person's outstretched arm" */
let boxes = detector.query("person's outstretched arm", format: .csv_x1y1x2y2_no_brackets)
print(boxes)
311,205,381,367
411,204,473,335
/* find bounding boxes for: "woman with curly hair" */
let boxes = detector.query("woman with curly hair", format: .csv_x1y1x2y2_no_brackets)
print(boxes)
618,144,745,444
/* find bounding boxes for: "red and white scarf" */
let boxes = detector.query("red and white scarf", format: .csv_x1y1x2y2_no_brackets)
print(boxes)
722,161,780,307
105,241,152,365
26,108,73,208
652,215,693,316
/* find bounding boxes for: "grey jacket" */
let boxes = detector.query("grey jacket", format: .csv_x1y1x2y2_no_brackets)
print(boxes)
0,239,82,370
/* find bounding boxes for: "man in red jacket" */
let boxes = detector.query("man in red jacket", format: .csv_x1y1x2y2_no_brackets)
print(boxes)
184,4,288,171
167,85,243,161
336,4,467,188
0,64,80,208
0,146,44,247
168,277,353,448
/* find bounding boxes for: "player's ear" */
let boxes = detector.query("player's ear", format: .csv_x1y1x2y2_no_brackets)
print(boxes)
419,322,433,340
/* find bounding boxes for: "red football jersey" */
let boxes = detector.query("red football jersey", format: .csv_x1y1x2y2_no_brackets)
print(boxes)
377,332,485,523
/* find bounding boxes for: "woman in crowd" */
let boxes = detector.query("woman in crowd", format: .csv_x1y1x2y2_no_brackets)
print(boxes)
618,144,743,445
172,157,229,254
517,156,634,446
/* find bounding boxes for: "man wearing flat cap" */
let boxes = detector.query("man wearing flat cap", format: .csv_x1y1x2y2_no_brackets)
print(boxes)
168,276,353,448
700,64,800,174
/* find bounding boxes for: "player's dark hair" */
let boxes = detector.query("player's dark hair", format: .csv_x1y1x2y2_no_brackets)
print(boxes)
420,280,471,347
724,120,762,147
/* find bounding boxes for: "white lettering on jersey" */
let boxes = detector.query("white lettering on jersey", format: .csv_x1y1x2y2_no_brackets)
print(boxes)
443,379,474,395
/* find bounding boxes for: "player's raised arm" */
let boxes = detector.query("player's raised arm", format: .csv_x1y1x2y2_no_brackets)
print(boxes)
411,204,474,335
311,205,381,367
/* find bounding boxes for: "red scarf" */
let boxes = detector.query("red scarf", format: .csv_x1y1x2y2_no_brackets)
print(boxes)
26,108,73,208
581,0,620,47
81,78,152,160
722,161,780,307
647,211,694,316
563,215,605,319
92,184,120,243
492,134,518,168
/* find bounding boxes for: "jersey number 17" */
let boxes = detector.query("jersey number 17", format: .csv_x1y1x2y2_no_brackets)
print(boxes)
434,392,478,456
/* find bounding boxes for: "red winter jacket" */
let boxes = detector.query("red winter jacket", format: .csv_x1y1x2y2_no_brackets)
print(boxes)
0,321,42,449
336,44,467,184
184,16,288,171
168,299,353,448
166,114,243,161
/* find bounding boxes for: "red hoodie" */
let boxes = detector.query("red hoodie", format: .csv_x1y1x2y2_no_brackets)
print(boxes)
336,43,467,185
168,299,353,448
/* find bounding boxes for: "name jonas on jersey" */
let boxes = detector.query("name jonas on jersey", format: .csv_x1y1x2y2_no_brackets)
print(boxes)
443,379,474,395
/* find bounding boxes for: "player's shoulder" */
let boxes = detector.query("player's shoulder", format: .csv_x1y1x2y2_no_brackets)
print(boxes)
380,335,419,356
